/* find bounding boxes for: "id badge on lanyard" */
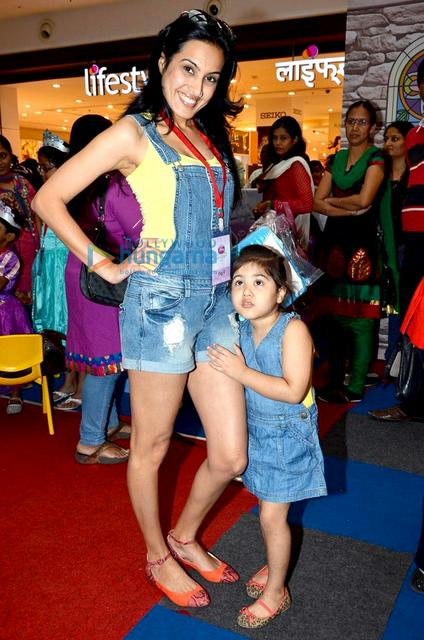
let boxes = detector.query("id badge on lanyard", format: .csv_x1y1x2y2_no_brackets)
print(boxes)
211,232,231,286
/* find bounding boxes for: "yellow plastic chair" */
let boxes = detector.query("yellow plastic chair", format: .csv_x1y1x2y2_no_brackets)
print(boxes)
0,334,54,435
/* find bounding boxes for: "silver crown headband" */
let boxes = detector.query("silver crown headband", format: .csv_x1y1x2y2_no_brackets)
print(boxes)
0,200,21,230
42,130,69,153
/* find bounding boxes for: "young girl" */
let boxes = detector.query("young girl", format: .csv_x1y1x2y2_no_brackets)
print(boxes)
208,244,327,628
0,199,32,414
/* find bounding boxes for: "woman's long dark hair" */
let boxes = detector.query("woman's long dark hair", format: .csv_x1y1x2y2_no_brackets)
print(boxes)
67,115,112,221
268,116,307,165
123,10,243,205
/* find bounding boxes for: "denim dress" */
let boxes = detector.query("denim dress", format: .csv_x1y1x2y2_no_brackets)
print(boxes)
120,114,238,373
241,312,327,503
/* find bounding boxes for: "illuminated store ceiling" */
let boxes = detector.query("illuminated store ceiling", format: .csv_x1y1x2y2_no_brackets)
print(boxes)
12,54,343,137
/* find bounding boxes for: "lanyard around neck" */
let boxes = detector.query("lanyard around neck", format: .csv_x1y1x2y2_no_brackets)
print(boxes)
164,118,227,232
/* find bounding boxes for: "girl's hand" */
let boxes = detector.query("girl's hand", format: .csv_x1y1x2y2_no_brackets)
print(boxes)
207,343,247,382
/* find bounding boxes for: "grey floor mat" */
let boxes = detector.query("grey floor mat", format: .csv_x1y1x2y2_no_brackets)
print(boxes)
321,413,424,475
161,512,411,640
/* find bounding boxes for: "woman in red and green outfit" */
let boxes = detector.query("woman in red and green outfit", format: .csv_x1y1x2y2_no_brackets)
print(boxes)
313,100,385,403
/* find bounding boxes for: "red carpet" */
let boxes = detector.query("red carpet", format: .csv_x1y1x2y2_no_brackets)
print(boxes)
0,399,256,640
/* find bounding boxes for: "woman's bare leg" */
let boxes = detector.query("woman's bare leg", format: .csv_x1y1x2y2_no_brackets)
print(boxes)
170,363,247,571
127,370,202,593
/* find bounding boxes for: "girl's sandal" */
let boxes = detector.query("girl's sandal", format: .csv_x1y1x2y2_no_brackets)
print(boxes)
6,397,23,415
167,529,239,583
145,552,210,608
246,564,268,598
237,589,292,629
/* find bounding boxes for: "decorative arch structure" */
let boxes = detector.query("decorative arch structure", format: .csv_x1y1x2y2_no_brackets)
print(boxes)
387,35,424,124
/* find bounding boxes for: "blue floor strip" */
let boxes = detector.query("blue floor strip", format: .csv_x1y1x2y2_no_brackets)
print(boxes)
251,456,424,553
290,456,424,552
382,564,424,640
349,382,398,416
124,605,245,639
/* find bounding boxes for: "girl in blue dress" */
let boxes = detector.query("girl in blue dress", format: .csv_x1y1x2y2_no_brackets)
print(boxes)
208,244,327,629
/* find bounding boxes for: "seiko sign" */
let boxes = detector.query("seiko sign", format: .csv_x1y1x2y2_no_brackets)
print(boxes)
83,64,147,96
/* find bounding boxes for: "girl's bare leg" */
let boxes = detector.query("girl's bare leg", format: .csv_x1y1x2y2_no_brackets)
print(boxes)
170,363,247,571
127,370,202,593
247,501,291,616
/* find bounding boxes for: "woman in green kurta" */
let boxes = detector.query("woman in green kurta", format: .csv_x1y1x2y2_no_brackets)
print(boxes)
313,100,385,402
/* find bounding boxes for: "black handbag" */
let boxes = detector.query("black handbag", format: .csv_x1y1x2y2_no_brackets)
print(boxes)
80,187,128,307
396,334,424,403
41,330,66,376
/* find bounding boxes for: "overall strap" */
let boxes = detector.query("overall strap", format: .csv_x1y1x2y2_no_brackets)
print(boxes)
128,113,179,164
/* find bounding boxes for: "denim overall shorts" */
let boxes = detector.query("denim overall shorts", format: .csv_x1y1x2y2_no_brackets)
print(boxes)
120,115,238,373
241,312,327,503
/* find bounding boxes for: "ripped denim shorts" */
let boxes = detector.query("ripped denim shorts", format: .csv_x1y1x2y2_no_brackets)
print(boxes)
120,272,238,373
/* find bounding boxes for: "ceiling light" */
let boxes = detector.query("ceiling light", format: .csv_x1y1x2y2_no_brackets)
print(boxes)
313,147,317,151
52,83,61,88
35,111,42,115
328,108,333,112
21,113,28,117
56,108,62,112
323,153,327,157
321,142,325,145
62,126,67,131
75,99,82,103
64,119,69,122
244,104,250,109
250,85,259,90
288,91,295,96
107,104,113,109
25,104,31,108
245,94,252,99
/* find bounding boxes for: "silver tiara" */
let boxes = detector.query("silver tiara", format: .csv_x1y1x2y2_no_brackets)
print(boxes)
42,130,69,153
0,200,21,230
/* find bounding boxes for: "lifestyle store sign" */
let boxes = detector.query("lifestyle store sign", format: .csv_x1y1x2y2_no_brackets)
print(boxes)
275,56,345,88
83,64,147,96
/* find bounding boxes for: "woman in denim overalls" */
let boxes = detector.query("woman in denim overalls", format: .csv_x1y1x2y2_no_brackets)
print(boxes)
34,11,247,609
209,245,327,628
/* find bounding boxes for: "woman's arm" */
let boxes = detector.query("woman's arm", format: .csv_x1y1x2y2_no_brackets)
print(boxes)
325,163,385,211
313,171,350,217
255,161,313,217
272,162,314,215
32,117,147,284
313,166,383,217
207,319,314,404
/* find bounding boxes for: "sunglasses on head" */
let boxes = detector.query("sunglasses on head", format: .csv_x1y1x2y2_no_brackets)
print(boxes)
180,9,235,41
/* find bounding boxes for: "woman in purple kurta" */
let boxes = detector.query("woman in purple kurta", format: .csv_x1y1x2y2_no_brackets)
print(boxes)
64,172,142,463
65,173,141,375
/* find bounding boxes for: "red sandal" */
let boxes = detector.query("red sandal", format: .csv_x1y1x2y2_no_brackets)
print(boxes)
145,552,210,608
167,529,239,583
